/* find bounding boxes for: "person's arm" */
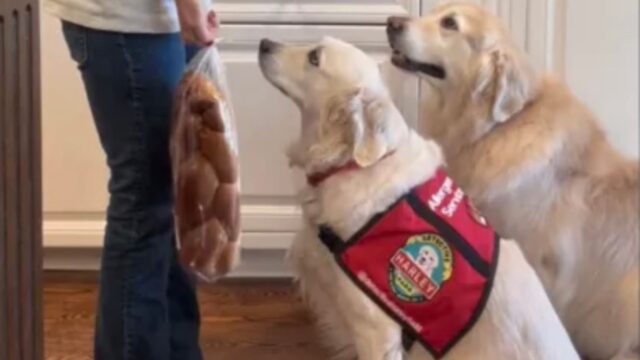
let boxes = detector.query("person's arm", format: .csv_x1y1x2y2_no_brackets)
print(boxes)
176,0,218,47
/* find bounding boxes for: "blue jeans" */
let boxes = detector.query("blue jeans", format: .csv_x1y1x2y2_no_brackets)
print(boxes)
61,21,202,360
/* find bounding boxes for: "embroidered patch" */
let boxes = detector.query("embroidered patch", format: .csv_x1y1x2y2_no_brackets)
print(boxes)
465,199,487,227
389,233,453,302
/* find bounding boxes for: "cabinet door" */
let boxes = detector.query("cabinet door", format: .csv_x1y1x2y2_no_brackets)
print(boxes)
217,0,420,24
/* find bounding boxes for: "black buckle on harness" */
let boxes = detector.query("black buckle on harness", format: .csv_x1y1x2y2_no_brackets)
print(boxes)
317,225,343,254
402,329,416,352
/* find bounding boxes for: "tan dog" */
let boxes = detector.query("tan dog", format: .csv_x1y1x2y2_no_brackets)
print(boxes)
386,2,639,360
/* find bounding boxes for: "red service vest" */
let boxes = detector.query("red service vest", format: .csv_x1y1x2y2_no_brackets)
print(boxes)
318,168,499,359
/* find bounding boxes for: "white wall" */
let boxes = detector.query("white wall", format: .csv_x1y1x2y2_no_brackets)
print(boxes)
564,0,638,157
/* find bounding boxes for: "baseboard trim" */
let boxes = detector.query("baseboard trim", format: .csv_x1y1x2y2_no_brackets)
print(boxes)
44,247,293,278
44,225,295,250
44,205,302,249
43,205,301,276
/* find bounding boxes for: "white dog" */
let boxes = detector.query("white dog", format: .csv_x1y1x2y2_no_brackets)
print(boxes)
258,36,578,360
386,2,639,359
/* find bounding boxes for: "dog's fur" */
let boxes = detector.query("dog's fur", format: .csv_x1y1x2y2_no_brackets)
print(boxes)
387,2,639,359
259,36,579,360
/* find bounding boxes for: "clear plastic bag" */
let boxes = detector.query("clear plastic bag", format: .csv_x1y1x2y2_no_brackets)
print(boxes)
170,43,241,282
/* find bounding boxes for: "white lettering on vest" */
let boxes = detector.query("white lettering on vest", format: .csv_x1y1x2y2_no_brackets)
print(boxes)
428,177,453,211
441,188,464,217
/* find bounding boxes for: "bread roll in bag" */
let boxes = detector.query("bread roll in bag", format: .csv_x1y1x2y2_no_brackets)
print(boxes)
170,45,241,282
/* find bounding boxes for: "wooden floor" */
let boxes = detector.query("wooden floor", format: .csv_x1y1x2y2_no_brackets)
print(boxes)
45,272,329,360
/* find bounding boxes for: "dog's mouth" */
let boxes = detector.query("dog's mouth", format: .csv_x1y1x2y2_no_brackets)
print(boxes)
267,78,291,98
258,57,291,97
391,50,446,79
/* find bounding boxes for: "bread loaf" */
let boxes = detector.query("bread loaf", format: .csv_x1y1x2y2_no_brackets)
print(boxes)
202,102,226,132
215,241,241,274
199,127,238,183
211,183,240,241
175,155,218,232
193,218,228,270
171,70,241,280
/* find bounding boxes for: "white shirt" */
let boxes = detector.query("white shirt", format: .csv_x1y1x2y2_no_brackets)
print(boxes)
44,0,206,34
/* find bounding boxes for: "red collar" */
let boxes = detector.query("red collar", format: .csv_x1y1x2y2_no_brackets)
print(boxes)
306,151,395,187
306,160,361,187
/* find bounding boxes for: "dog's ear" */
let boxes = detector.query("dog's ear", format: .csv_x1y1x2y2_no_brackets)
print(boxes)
348,88,388,168
474,47,535,123
306,88,361,167
311,88,387,168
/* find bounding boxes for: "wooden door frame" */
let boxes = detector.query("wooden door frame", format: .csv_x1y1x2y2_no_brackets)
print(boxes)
0,0,43,359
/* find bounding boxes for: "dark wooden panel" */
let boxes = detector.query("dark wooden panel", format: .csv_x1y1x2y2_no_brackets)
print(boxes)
0,8,7,360
0,0,42,359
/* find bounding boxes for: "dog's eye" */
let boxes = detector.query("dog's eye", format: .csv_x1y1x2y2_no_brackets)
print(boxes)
308,48,321,67
440,15,459,31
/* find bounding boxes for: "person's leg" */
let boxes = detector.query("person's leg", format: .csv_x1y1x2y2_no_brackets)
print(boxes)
166,42,205,360
61,21,202,360
167,247,202,359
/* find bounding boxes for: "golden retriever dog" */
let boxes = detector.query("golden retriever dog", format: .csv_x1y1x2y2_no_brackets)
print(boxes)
258,36,578,360
386,2,639,359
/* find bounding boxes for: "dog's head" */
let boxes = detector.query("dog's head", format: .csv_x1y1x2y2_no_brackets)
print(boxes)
386,2,537,125
259,36,408,173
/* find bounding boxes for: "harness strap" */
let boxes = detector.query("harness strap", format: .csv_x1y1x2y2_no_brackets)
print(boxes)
402,329,417,352
318,225,344,254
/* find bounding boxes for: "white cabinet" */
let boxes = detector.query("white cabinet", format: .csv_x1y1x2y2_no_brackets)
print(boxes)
42,1,422,275
42,0,638,274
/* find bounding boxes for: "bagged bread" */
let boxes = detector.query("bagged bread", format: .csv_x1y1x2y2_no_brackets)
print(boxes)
170,44,241,282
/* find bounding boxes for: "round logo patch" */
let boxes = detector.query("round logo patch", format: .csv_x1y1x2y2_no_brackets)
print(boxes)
388,233,453,302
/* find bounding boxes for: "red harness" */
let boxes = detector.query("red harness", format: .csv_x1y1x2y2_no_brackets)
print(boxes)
316,168,499,358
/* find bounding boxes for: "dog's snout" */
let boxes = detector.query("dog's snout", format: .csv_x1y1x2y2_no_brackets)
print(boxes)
259,38,280,54
387,16,410,35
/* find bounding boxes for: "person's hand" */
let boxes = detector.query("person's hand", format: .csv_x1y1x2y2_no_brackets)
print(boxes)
176,0,219,47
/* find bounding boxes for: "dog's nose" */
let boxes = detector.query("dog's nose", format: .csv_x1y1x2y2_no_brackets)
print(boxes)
259,39,280,54
387,16,410,35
